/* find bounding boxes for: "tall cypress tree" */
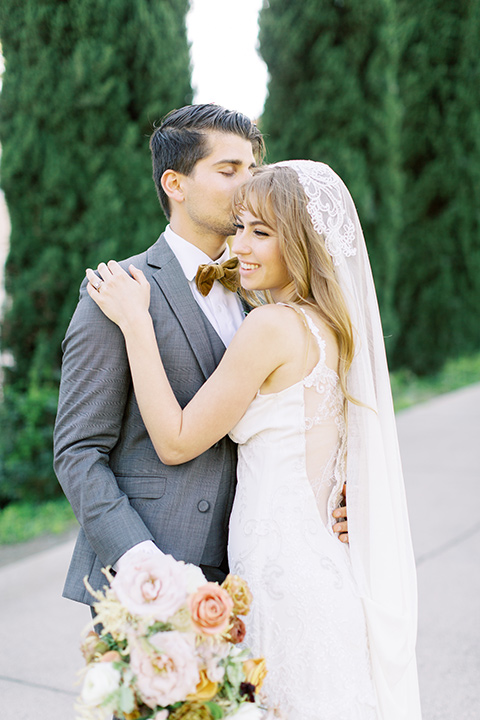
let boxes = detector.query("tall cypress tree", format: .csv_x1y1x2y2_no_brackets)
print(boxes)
258,0,403,345
0,0,192,502
0,0,192,385
393,0,480,374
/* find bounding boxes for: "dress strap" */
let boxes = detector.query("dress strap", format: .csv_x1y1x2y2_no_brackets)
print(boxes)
276,302,327,364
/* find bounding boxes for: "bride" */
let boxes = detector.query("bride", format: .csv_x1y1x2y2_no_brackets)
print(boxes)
86,161,422,720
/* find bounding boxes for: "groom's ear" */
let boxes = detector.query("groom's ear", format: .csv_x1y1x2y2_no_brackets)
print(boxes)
161,169,185,204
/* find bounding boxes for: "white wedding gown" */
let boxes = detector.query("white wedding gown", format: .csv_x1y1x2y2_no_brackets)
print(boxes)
228,307,378,720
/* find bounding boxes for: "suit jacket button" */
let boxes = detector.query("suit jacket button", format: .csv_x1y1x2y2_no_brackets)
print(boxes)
197,500,210,513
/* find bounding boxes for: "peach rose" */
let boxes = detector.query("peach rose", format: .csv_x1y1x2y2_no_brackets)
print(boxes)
243,658,267,691
189,583,234,636
186,668,219,701
100,650,122,663
222,575,253,616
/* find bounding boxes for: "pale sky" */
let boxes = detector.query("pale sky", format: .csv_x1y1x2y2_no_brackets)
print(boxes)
187,0,269,120
0,8,269,119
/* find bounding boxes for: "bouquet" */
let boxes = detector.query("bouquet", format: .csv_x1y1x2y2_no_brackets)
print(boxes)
77,552,269,720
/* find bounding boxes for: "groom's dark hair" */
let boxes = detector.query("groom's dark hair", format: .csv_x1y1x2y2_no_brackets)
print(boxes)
149,104,264,219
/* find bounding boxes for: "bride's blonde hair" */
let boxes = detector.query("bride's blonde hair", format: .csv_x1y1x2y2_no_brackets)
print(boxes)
234,164,356,403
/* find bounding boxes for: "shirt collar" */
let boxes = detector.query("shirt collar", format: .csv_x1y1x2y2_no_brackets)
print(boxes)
164,225,231,282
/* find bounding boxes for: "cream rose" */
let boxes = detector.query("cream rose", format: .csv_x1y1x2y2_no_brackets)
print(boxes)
226,703,264,719
206,657,226,683
81,662,121,707
189,583,234,636
183,563,208,593
196,638,229,683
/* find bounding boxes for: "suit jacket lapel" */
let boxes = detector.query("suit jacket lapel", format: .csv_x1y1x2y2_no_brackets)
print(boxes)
147,236,221,380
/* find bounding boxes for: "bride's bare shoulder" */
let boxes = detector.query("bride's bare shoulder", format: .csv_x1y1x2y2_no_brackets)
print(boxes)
242,303,304,332
244,302,302,320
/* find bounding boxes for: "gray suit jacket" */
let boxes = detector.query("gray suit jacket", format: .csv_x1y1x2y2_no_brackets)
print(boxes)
54,235,238,604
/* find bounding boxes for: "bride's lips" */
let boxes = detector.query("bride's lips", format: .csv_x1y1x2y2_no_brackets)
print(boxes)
239,261,260,275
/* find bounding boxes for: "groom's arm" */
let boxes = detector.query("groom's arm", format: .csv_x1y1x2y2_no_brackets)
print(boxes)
54,279,155,569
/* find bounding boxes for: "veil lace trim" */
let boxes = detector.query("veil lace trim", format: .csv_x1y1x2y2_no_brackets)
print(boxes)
277,160,357,265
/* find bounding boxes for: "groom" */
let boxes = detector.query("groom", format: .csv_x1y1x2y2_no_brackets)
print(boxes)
54,104,348,606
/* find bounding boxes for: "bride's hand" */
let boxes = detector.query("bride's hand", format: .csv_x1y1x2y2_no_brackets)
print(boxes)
86,261,151,330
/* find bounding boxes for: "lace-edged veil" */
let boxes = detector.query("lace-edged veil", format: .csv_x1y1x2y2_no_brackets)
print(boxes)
276,160,422,719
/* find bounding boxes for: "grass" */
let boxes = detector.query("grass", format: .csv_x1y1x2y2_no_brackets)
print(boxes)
0,352,479,547
0,496,77,545
390,352,480,411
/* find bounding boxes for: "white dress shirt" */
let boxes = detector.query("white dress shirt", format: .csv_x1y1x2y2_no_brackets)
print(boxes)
164,224,245,347
115,225,245,569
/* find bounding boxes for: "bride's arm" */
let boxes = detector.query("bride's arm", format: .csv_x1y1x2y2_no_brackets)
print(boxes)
86,261,287,465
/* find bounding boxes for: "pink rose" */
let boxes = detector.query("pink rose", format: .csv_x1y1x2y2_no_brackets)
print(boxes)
130,631,199,708
111,554,187,621
189,583,234,636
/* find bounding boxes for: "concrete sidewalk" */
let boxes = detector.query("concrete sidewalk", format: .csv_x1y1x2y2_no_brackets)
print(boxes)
0,541,90,718
396,383,480,720
0,383,479,719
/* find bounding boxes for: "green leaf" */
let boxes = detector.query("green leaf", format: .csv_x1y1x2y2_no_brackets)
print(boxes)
225,662,243,690
205,702,224,719
147,621,172,635
118,685,135,714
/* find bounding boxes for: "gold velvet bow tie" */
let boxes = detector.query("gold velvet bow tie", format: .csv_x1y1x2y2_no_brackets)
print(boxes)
195,256,240,296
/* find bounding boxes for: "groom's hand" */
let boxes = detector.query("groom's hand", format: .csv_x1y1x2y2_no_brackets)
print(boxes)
332,483,348,544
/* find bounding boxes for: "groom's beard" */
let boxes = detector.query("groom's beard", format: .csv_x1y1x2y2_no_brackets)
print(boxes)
187,207,238,240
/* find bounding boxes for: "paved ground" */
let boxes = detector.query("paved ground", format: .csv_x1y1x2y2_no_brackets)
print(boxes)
0,540,89,718
396,383,480,719
0,383,479,719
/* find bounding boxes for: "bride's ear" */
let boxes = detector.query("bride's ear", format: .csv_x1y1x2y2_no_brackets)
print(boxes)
161,170,185,204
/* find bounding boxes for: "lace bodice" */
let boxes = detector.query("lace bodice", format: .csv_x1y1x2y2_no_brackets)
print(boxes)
230,306,347,529
227,306,377,720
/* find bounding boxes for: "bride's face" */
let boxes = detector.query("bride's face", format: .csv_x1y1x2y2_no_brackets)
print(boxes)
232,208,292,300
